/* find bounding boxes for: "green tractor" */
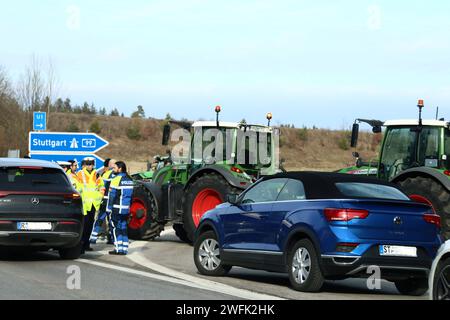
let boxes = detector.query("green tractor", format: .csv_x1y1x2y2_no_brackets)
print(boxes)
129,107,282,243
341,100,450,239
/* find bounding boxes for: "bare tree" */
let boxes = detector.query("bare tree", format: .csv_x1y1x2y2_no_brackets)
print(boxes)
17,55,60,112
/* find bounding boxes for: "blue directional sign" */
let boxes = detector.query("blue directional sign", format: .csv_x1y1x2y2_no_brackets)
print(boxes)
29,132,109,153
29,153,105,170
33,112,47,131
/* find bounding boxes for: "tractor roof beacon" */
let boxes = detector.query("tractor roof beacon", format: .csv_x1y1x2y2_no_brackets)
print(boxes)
344,100,450,240
129,107,282,243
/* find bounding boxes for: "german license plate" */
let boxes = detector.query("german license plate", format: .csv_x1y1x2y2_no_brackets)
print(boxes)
379,245,417,257
17,222,52,231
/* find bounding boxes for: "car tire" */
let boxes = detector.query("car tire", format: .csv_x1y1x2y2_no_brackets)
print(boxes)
288,239,324,292
432,257,450,300
394,277,429,296
193,231,231,277
59,242,82,260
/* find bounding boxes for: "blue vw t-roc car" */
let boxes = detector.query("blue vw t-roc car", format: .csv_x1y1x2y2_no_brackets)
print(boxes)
193,172,443,295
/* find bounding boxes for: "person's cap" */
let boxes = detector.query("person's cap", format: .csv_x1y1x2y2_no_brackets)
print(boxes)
83,157,96,165
57,161,71,167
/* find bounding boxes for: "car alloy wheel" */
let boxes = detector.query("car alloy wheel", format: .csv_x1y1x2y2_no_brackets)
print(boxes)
436,264,450,300
292,247,311,284
198,238,221,271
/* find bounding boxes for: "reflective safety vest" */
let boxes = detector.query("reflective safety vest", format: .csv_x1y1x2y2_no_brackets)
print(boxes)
77,168,105,215
107,173,134,216
66,169,81,192
101,169,115,203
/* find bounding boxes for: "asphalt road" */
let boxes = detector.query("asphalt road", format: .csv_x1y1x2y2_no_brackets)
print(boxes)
0,230,429,300
0,250,236,300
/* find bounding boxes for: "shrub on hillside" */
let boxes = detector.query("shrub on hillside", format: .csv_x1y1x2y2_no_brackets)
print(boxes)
337,131,351,150
67,121,80,132
126,123,141,140
89,120,101,134
298,127,308,142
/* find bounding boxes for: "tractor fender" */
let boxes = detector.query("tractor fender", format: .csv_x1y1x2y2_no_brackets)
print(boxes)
185,166,249,190
390,167,450,192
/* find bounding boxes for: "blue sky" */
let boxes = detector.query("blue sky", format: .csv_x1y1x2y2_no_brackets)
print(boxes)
1,0,449,128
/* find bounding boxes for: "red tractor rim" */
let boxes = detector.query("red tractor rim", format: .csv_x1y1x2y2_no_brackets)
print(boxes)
192,189,223,227
129,199,147,229
410,194,436,213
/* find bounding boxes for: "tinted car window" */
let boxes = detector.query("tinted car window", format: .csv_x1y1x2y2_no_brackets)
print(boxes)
241,178,288,204
0,167,72,192
335,182,410,201
277,179,306,201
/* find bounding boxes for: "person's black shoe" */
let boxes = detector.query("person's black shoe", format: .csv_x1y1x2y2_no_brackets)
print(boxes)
108,250,120,255
85,247,94,252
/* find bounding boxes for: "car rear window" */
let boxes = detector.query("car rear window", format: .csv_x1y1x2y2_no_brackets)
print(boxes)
0,167,72,192
335,182,410,201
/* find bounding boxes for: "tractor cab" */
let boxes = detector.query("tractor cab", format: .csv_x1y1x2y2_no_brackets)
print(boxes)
379,120,450,180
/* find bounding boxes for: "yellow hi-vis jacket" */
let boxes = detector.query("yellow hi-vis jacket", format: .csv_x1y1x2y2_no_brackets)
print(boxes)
76,168,105,215
66,169,81,192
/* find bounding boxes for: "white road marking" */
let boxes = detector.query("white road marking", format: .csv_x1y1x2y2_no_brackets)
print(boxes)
77,259,208,291
126,241,285,300
84,229,284,299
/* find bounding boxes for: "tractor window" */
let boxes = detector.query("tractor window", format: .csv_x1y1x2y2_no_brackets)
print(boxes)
241,178,288,204
418,127,440,168
380,127,416,179
445,129,450,168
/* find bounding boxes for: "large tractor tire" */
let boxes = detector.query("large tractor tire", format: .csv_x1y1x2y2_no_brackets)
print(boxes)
173,223,191,243
182,173,241,243
129,184,164,240
397,176,450,240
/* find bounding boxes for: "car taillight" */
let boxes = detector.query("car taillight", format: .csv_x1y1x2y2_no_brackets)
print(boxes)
423,213,441,228
64,193,81,200
0,192,7,198
324,208,369,222
59,221,78,225
336,243,359,253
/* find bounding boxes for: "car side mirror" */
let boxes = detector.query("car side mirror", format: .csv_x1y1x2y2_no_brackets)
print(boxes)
351,123,359,148
227,194,239,205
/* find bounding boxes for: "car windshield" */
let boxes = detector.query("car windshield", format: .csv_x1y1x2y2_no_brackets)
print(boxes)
0,167,72,192
335,182,410,201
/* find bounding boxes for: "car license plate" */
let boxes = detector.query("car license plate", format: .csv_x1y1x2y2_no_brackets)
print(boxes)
379,245,417,257
17,222,52,231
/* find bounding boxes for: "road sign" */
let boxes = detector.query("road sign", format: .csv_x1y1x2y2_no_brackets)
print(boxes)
33,112,47,131
29,153,105,170
29,132,109,153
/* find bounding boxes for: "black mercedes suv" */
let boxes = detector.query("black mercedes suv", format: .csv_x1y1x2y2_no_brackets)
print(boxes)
0,158,83,259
